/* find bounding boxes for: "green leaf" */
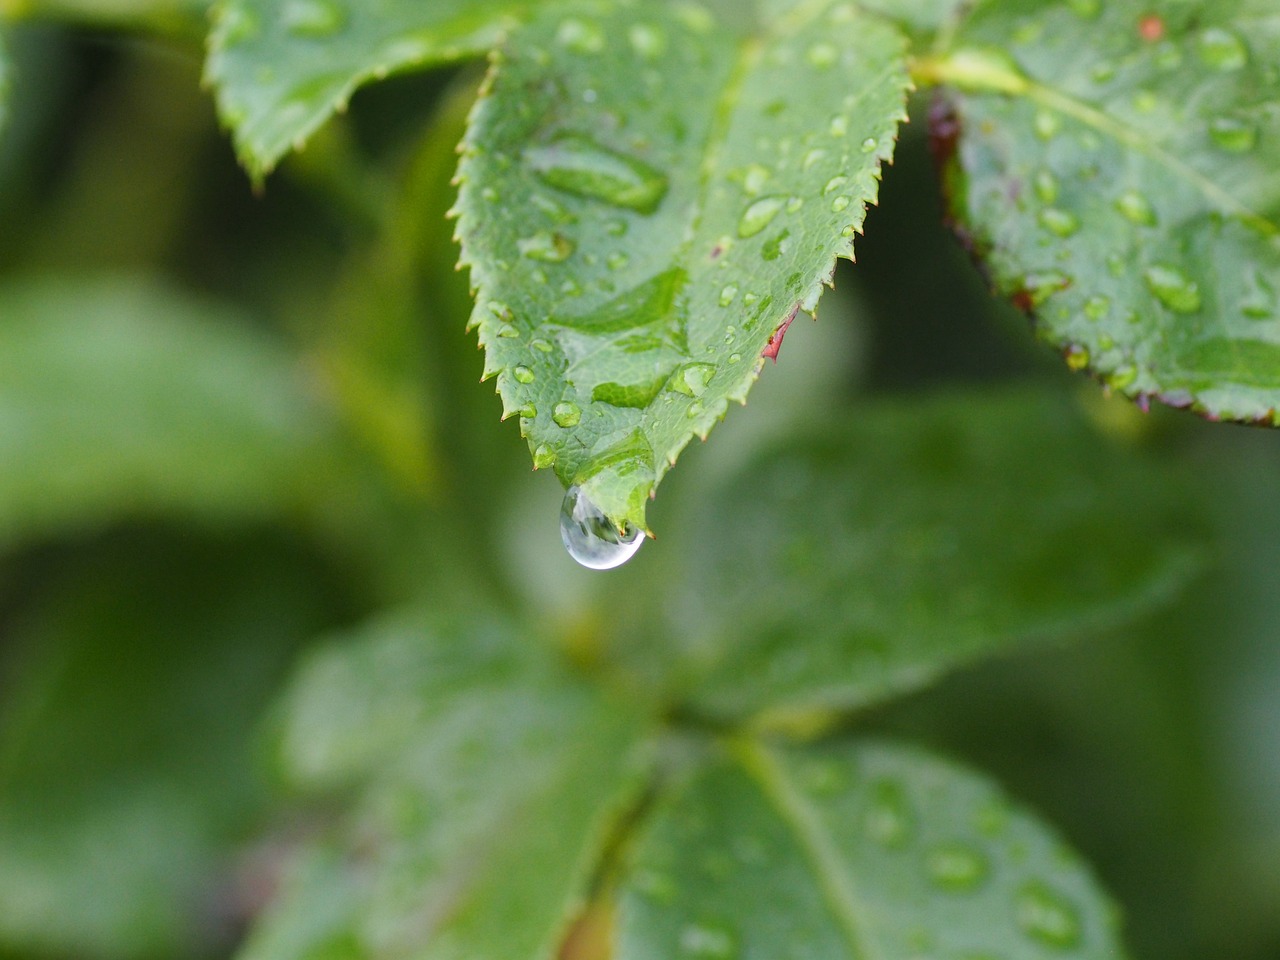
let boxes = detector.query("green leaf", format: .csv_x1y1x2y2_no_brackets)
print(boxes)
0,30,9,138
619,739,1129,960
0,275,338,548
241,610,648,960
923,0,1280,422
456,0,909,532
657,388,1205,726
206,0,540,178
0,534,342,958
2,0,208,33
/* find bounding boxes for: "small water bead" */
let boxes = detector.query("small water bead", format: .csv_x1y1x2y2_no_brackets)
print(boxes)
518,403,537,419
1038,208,1080,237
552,402,582,427
1084,295,1111,320
865,778,914,848
1144,264,1202,313
671,362,716,398
742,164,770,196
738,196,786,238
823,175,848,195
560,486,644,570
829,114,849,137
533,444,556,469
1065,345,1090,371
1016,881,1083,949
497,323,519,338
513,365,536,384
1198,27,1249,70
557,17,605,54
531,338,554,353
607,252,630,270
719,284,739,307
1115,190,1157,226
807,42,839,69
1242,268,1277,318
1033,110,1062,141
831,195,852,213
628,22,666,60
926,842,990,893
1034,169,1058,204
802,148,828,170
280,0,346,37
1109,364,1138,390
861,137,878,153
1209,116,1258,153
786,196,804,213
519,231,574,262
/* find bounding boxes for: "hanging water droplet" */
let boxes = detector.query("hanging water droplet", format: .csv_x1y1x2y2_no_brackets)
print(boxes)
525,134,669,214
552,401,582,427
1209,116,1258,153
1016,881,1083,949
513,364,536,384
1038,207,1080,237
738,196,786,238
518,230,575,263
1198,27,1249,70
560,486,644,570
1144,264,1202,313
533,444,556,470
926,842,990,893
280,0,345,38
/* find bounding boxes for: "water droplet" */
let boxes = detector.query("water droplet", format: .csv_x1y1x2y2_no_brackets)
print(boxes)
761,229,791,261
560,486,644,570
1065,0,1100,18
525,134,669,214
1038,207,1080,237
1065,344,1090,371
1109,364,1138,390
823,175,848,196
687,400,704,418
1034,169,1058,204
1033,110,1061,140
1020,271,1071,307
1242,267,1277,318
1198,28,1249,71
865,779,914,848
861,137,878,153
552,402,582,428
1115,190,1157,226
607,252,630,270
497,323,519,339
280,0,345,37
802,148,827,170
728,352,741,364
1209,116,1258,153
786,196,804,213
531,338,554,353
533,444,556,469
738,196,786,238
1016,881,1083,949
556,17,605,54
513,364,536,384
831,195,852,213
628,23,666,60
518,230,575,263
670,362,716,398
807,42,838,69
679,921,736,959
742,163,770,196
719,284,739,307
1145,264,1202,313
926,842,990,892
606,218,629,237
1084,295,1111,320
829,114,849,137
518,402,537,419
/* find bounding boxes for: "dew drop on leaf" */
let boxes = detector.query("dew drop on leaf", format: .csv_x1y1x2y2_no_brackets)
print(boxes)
524,134,669,214
560,486,643,570
513,364,536,384
1115,190,1157,226
552,402,582,427
1016,881,1083,949
738,197,786,238
926,841,990,893
1144,264,1202,313
1198,27,1249,71
1208,116,1258,153
279,0,345,38
1038,207,1081,237
518,231,575,263
865,778,914,848
679,921,737,960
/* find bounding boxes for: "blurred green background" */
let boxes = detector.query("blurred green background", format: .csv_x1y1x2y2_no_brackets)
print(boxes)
0,18,1277,960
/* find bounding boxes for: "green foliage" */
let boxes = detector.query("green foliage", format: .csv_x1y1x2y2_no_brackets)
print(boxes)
0,1,1278,960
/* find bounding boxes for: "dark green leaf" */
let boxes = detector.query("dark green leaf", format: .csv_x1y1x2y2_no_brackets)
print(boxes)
660,388,1205,726
924,0,1280,422
457,0,909,531
241,611,648,960
0,275,338,547
0,535,342,958
619,739,1128,960
0,30,9,138
206,0,541,177
3,0,208,32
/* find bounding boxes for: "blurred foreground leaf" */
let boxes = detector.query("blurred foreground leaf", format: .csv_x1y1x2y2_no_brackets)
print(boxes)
927,0,1280,421
457,0,908,531
658,389,1205,726
619,739,1128,959
241,610,647,960
0,534,346,958
0,275,340,548
1,0,208,32
207,0,538,177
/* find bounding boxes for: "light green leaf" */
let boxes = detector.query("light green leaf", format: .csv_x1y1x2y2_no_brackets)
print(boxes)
0,536,340,958
206,0,541,177
241,611,648,960
658,389,1204,726
923,0,1280,422
0,275,338,548
619,739,1129,960
457,0,909,532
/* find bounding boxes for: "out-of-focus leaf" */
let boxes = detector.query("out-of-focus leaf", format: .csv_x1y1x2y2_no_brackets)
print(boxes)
924,0,1280,422
1,0,208,33
658,388,1204,726
456,0,909,531
619,739,1129,960
240,610,648,960
0,30,9,138
206,0,543,178
0,533,347,958
0,275,339,547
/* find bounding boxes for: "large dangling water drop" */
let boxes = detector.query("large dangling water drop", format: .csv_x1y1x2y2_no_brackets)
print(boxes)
560,485,644,570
